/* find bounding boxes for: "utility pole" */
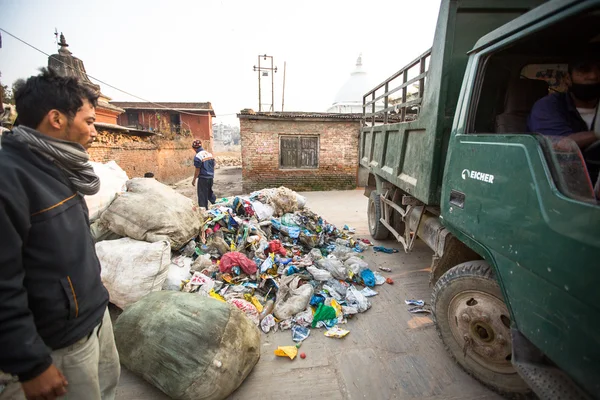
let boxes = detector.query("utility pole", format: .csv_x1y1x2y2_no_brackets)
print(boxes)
282,61,286,112
253,54,277,112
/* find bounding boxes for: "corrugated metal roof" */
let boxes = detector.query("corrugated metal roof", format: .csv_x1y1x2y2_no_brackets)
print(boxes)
237,110,363,120
111,101,213,112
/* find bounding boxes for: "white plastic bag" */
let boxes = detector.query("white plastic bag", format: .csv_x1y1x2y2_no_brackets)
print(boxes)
163,258,193,291
96,238,171,309
274,275,314,320
316,258,347,280
345,286,371,313
85,161,128,221
307,266,332,281
251,201,275,221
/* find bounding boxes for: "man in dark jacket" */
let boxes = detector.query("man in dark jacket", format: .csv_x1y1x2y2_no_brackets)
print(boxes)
0,69,120,400
191,139,216,208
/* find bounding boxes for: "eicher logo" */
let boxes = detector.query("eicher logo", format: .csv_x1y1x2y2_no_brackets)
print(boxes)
462,169,494,184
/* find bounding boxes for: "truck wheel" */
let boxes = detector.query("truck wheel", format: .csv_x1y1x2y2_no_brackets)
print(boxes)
368,192,389,240
432,261,529,395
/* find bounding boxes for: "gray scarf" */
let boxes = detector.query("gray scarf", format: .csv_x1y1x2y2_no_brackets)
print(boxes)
12,125,100,195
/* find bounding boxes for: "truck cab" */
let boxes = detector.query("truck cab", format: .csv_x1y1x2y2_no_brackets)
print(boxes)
361,0,600,397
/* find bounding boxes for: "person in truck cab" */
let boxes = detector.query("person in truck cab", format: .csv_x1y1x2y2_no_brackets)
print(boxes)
528,52,600,148
0,69,120,400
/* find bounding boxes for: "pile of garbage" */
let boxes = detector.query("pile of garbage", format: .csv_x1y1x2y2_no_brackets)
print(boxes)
164,187,389,350
86,163,388,350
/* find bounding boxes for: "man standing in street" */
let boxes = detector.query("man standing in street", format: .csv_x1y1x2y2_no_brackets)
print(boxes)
191,139,216,208
0,69,120,400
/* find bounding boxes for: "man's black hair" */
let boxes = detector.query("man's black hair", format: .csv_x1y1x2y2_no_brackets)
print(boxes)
13,68,99,129
568,45,600,75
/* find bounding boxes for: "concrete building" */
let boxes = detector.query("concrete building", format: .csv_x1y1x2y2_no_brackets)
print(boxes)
238,110,362,192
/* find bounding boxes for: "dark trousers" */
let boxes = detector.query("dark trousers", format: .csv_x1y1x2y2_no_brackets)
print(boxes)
197,177,216,208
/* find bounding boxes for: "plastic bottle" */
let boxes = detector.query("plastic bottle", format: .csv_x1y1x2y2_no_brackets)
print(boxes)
259,300,275,321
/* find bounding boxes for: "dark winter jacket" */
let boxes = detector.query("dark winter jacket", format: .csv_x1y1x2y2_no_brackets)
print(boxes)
0,133,109,381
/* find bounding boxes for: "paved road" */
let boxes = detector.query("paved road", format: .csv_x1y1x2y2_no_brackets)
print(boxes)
115,189,501,400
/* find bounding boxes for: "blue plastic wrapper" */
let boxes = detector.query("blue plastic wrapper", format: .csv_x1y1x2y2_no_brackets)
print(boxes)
260,257,273,273
292,325,311,342
405,299,425,306
360,269,376,287
310,294,325,306
315,318,338,329
287,265,299,275
232,266,241,276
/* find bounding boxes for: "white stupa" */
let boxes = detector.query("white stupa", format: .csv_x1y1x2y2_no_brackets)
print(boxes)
327,54,375,114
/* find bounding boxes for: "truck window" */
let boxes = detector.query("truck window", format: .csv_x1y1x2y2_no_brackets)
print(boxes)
466,7,600,204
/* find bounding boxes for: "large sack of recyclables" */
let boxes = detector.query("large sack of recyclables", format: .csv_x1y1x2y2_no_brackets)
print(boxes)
114,291,261,400
99,178,202,250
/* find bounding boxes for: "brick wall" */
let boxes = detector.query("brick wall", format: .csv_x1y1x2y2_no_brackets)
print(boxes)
88,130,195,184
239,117,360,192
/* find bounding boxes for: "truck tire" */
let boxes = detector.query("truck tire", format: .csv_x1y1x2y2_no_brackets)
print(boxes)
368,191,389,240
432,261,530,395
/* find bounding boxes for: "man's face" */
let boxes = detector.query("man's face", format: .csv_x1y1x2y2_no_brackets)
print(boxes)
62,99,97,149
570,63,600,86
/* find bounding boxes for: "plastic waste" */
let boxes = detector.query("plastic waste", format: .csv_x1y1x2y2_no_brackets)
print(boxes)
293,309,314,327
274,346,298,360
408,307,431,314
219,252,258,275
309,248,324,261
258,300,275,321
227,298,260,325
180,240,197,257
326,279,349,297
251,200,275,221
309,294,325,307
274,275,314,320
373,246,399,254
311,303,337,328
162,261,192,291
268,240,288,256
374,272,387,285
378,267,392,272
292,326,310,342
260,314,276,333
342,305,359,315
316,258,347,280
361,287,378,297
190,253,213,273
271,218,301,238
306,266,332,281
346,286,371,313
324,326,350,338
360,269,376,287
405,299,425,306
260,257,274,273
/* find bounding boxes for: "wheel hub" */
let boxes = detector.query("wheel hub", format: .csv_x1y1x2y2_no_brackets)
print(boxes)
368,200,376,231
448,290,514,374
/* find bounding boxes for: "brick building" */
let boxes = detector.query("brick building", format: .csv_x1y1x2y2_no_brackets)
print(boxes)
238,110,362,192
111,102,215,152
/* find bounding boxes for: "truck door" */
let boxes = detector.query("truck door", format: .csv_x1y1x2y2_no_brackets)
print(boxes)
441,3,600,396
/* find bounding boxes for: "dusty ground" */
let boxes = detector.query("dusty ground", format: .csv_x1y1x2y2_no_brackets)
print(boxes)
171,166,243,201
115,185,501,400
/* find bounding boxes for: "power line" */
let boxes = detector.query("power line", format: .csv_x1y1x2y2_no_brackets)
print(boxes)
0,28,237,119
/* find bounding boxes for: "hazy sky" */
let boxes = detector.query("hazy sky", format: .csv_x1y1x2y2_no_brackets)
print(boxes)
0,0,441,125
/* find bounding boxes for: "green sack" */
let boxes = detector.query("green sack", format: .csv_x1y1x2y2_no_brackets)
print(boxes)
114,291,261,400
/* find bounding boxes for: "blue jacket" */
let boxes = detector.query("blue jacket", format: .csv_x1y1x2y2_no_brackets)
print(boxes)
528,92,591,136
194,147,215,178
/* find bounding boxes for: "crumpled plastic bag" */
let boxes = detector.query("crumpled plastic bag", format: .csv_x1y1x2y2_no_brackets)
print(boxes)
260,314,276,333
162,261,192,291
219,252,257,275
346,286,371,313
360,269,376,287
207,235,230,256
191,253,213,273
227,298,260,325
293,308,314,327
292,326,310,342
316,258,347,281
344,256,369,275
268,240,287,256
311,303,337,328
251,201,274,221
309,248,324,261
307,266,332,281
274,275,314,320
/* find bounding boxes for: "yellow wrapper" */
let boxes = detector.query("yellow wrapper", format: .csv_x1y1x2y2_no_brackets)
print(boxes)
274,346,298,360
250,296,264,313
208,290,226,302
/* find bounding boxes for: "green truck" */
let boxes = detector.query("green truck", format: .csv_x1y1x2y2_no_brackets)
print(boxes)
361,0,600,397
